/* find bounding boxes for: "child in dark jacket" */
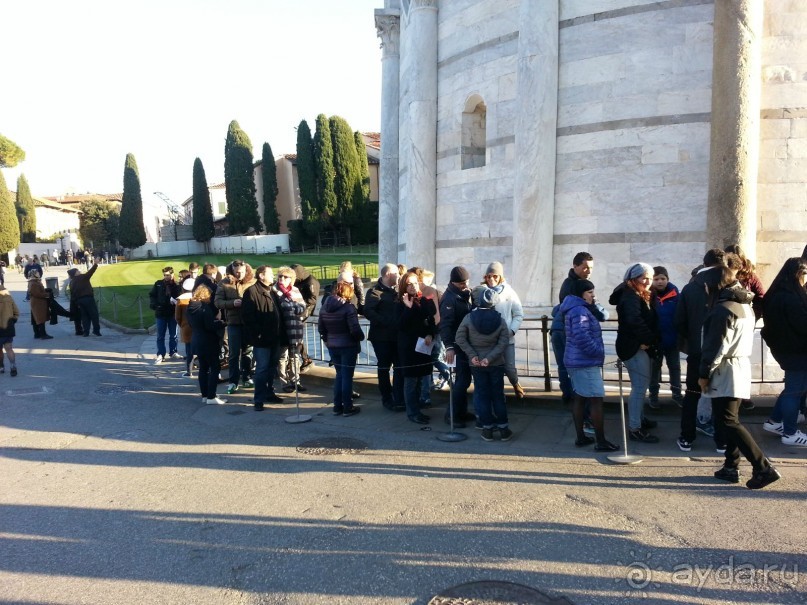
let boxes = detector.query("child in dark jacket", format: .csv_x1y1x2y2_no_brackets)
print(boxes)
649,266,682,407
454,286,511,442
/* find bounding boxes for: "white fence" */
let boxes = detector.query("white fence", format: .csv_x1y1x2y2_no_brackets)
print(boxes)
130,234,290,259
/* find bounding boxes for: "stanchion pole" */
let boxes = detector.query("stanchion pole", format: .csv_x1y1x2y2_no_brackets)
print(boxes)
607,360,643,464
285,345,312,424
437,366,467,442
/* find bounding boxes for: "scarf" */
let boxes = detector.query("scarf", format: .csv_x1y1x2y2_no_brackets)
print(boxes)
277,280,293,299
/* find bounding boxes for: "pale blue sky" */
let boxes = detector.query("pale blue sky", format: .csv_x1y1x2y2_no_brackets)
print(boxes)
2,0,382,214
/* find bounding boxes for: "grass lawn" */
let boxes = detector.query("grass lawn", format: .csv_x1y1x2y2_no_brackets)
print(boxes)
92,251,380,330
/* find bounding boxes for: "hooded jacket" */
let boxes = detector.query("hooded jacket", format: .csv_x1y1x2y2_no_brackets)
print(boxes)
0,288,20,337
454,308,509,366
653,282,680,350
318,295,364,349
291,264,320,320
674,265,723,356
214,264,256,326
551,268,607,332
609,282,660,361
699,283,756,399
560,294,604,368
438,281,473,351
241,280,286,348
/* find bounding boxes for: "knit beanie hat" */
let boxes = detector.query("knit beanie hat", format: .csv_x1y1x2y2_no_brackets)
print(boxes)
653,266,669,279
573,279,595,298
472,285,499,308
623,262,654,282
67,268,79,277
449,266,470,283
485,261,504,277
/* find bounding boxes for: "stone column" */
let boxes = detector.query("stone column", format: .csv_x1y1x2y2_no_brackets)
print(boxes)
512,0,559,306
375,8,401,266
706,0,763,257
403,0,438,269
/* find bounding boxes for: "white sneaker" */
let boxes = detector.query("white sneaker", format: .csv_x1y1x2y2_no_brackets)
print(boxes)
205,396,228,405
169,352,182,359
781,430,807,447
763,420,784,435
154,356,164,365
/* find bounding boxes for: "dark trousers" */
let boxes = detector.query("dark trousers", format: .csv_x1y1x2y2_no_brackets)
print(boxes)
450,349,472,418
77,295,100,335
471,365,507,428
372,340,403,405
680,354,701,442
712,397,769,473
197,351,221,399
551,329,572,399
226,325,252,384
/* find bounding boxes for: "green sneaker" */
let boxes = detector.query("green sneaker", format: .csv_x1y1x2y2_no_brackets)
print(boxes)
226,383,239,395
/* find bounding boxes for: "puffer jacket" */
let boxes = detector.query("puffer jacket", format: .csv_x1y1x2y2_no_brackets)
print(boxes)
561,294,604,368
674,265,723,356
0,288,20,337
275,284,306,346
174,292,193,344
654,283,680,350
699,284,756,399
214,264,256,325
609,283,660,361
454,308,509,366
318,295,364,349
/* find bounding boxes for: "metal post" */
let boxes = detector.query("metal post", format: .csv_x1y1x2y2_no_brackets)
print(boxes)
607,360,643,464
437,367,467,442
541,315,551,392
138,296,144,330
112,292,118,323
286,346,312,423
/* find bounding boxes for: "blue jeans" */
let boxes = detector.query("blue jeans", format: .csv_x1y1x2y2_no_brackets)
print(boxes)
253,345,280,404
650,346,682,397
404,376,423,419
551,330,572,399
770,369,807,436
329,346,358,411
227,325,252,384
471,365,507,428
155,316,178,357
623,349,651,430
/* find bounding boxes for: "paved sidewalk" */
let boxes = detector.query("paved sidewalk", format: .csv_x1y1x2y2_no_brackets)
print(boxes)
0,266,805,605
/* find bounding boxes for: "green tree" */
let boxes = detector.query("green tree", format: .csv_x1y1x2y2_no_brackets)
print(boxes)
0,134,25,168
296,119,321,241
192,158,215,243
329,116,361,243
0,171,21,254
224,120,263,235
261,142,280,233
352,131,376,244
313,114,337,238
118,153,147,249
79,199,120,250
15,174,36,242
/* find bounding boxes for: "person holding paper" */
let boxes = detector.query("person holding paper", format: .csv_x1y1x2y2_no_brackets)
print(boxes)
395,271,437,424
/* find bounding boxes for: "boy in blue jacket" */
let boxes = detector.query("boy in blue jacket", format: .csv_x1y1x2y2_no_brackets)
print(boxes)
649,266,682,408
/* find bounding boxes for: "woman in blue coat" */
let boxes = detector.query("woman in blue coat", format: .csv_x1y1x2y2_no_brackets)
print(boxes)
561,279,618,451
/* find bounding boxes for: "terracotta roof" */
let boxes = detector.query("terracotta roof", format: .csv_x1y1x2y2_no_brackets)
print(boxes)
11,192,83,213
362,132,381,150
44,192,122,203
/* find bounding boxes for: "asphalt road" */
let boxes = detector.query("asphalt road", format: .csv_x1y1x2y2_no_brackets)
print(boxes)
1,265,805,605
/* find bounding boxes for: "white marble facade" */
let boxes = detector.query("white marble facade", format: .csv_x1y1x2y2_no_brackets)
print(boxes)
377,0,807,309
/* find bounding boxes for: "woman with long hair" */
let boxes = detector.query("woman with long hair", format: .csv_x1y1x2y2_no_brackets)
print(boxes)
395,270,437,424
318,280,364,416
187,284,227,405
724,244,765,320
761,257,807,447
608,263,661,443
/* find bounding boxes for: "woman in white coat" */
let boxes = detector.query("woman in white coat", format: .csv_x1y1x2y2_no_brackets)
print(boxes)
482,262,525,398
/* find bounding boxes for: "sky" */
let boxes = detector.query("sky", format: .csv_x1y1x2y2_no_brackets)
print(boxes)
2,0,382,217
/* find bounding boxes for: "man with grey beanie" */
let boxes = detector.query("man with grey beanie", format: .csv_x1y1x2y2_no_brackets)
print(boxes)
439,266,475,427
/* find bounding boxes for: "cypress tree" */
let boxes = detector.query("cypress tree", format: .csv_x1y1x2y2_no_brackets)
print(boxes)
0,170,20,255
192,158,215,243
15,174,36,242
261,142,281,233
313,114,337,238
224,120,263,235
329,116,361,242
352,131,376,244
118,153,147,249
296,120,320,239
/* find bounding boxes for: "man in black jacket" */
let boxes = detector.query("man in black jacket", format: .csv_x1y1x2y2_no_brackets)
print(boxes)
674,248,727,450
291,264,320,373
439,266,475,427
364,263,404,411
149,267,181,364
241,265,285,411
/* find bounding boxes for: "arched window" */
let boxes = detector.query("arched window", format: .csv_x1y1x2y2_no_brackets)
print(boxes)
461,94,487,170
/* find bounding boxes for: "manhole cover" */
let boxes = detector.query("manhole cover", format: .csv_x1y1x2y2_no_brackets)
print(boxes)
3,386,54,396
227,410,247,416
297,437,368,455
94,384,146,395
429,581,574,605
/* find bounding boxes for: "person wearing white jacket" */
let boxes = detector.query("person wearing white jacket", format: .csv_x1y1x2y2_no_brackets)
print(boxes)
483,262,525,398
